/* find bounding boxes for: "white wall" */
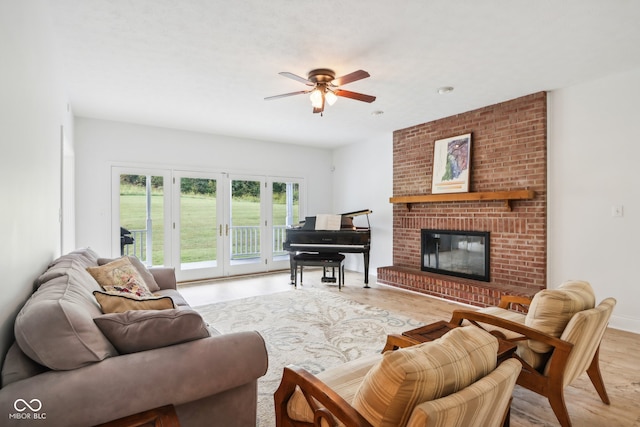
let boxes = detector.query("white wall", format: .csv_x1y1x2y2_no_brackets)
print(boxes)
548,67,640,333
332,134,394,281
0,0,72,360
74,118,334,257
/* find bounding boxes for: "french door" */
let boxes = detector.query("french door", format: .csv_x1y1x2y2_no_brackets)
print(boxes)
114,167,304,282
172,171,224,281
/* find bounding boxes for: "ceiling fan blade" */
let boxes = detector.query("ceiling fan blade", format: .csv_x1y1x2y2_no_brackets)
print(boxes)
331,70,370,86
279,72,314,86
334,89,376,103
264,90,309,101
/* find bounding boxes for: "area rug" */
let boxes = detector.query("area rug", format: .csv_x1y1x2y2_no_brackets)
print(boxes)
195,287,424,427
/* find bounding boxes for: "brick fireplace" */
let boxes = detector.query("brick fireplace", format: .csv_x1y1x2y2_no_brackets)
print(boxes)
378,92,547,307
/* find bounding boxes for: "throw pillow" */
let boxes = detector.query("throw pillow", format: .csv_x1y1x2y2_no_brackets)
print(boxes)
93,309,210,354
87,257,153,298
97,256,161,292
93,291,175,314
352,326,498,427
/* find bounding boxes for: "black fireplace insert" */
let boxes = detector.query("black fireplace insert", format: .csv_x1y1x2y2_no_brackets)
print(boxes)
421,229,490,282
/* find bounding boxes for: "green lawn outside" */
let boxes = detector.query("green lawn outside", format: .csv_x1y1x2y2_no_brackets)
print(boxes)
120,192,296,265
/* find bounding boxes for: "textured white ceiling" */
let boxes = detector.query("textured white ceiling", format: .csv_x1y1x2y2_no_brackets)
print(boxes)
46,1,640,148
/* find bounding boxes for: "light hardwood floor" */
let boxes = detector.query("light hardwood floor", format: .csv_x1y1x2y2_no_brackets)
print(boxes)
179,269,640,427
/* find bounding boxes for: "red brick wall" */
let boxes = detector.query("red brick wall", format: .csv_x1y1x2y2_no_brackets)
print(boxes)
378,92,547,306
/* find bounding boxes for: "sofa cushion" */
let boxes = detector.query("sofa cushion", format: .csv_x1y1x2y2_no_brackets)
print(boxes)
98,256,161,292
14,273,118,371
351,326,498,427
154,288,190,307
35,247,101,289
525,280,595,353
87,256,154,298
93,308,210,354
93,291,175,313
1,343,48,387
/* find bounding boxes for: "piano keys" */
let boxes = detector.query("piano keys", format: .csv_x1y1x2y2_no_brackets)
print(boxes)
283,209,372,287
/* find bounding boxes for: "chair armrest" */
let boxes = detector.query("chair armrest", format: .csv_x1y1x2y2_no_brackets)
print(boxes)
497,295,532,311
381,333,421,352
148,267,177,290
274,366,373,427
449,309,573,380
450,309,571,351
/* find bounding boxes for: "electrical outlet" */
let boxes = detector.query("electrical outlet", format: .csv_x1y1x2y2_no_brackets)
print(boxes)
611,205,624,217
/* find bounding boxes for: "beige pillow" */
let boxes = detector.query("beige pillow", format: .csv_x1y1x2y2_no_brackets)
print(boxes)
352,326,498,427
98,256,160,292
93,309,210,354
93,291,174,314
525,280,595,353
87,257,153,298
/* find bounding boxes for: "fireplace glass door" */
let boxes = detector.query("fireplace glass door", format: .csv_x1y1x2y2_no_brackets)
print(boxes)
421,230,490,282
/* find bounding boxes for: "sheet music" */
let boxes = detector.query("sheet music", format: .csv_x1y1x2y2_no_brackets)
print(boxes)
315,214,342,230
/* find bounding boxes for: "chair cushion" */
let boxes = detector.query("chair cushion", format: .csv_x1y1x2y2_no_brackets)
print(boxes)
406,358,522,427
554,298,616,386
474,306,547,369
352,326,498,427
286,353,382,424
525,280,595,353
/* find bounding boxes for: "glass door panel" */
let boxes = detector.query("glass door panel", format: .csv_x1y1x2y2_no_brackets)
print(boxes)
117,173,165,266
227,176,264,275
174,173,223,281
271,180,300,269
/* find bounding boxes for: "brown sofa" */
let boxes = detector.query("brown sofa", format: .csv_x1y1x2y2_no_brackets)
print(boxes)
0,248,268,426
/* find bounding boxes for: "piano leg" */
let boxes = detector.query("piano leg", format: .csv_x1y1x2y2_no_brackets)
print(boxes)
288,252,296,285
363,250,370,288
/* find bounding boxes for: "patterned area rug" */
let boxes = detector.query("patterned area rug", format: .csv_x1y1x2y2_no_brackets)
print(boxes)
195,287,423,427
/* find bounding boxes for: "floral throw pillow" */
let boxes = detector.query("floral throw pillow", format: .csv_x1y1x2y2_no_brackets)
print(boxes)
87,256,153,298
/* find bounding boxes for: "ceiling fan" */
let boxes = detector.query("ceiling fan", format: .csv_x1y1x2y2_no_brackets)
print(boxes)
265,68,376,115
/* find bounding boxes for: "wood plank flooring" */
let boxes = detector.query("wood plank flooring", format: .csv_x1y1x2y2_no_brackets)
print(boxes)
179,270,640,427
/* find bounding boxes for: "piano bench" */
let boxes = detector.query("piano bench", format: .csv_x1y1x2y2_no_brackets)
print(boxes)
293,253,346,290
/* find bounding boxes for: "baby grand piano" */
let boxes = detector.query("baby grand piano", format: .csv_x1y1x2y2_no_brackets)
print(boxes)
283,209,372,287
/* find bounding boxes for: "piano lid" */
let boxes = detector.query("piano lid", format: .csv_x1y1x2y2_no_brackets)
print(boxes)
296,209,372,230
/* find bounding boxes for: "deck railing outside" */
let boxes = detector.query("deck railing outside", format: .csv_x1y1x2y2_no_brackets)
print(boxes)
123,225,288,263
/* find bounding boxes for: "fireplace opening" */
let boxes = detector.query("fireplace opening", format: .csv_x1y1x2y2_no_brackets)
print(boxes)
421,229,490,282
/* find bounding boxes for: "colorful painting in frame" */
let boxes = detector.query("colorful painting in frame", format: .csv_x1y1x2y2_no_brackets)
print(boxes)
431,133,471,194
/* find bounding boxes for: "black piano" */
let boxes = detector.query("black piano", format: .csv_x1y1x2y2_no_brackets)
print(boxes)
283,209,372,287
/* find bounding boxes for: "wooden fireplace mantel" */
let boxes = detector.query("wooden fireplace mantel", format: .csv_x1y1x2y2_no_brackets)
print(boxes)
389,189,535,211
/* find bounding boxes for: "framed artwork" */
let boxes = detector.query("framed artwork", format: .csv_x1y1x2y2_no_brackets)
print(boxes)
431,133,472,194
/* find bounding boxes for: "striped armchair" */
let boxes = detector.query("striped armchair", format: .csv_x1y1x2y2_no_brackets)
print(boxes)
274,326,522,427
449,280,616,427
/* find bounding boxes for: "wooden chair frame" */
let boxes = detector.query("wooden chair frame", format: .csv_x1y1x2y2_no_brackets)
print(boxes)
449,295,611,427
274,365,374,427
274,333,516,427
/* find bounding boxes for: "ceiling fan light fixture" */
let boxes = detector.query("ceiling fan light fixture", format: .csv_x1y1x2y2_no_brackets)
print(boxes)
309,88,323,108
325,90,337,106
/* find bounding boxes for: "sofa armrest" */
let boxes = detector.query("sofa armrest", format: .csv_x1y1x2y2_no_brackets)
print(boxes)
148,267,177,290
0,331,267,427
